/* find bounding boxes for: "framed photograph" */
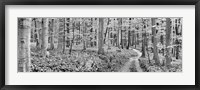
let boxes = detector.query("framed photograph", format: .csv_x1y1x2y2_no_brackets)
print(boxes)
1,0,199,89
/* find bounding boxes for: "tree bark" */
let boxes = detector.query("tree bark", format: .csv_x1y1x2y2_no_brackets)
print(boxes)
98,18,104,54
83,18,86,50
135,32,137,49
50,19,54,50
127,18,131,49
132,30,135,47
151,18,160,65
165,18,172,67
69,19,75,54
160,35,165,56
53,19,59,49
117,18,122,49
34,18,40,48
146,30,151,63
63,18,66,53
141,20,146,57
104,18,110,45
41,18,49,57
36,19,42,49
57,18,64,52
127,30,131,49
175,39,179,59
121,19,124,49
117,19,120,48
18,18,31,72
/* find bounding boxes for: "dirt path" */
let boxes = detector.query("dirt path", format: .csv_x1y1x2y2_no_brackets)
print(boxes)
119,49,142,72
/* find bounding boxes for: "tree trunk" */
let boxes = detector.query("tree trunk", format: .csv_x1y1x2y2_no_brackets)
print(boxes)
37,19,42,49
165,18,172,67
34,18,40,47
117,19,120,48
18,18,31,72
142,33,146,57
126,18,130,49
108,24,110,49
41,18,49,57
98,18,104,54
63,18,66,53
69,20,75,54
50,19,54,50
151,18,160,65
127,30,131,49
121,19,124,49
104,18,110,45
83,19,86,50
142,21,146,57
132,30,135,46
175,39,179,59
146,30,151,63
135,32,137,48
117,18,122,49
57,18,64,52
53,19,59,49
160,35,165,56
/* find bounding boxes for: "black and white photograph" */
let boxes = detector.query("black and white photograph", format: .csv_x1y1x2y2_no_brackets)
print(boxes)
18,17,182,72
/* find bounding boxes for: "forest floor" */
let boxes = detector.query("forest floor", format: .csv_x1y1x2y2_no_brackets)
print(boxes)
119,49,142,72
30,45,182,72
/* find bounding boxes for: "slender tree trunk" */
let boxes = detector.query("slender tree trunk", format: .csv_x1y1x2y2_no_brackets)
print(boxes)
69,20,75,54
41,18,49,57
98,18,104,54
127,30,131,49
18,18,31,72
34,18,39,47
53,19,59,49
151,18,160,65
50,19,54,50
126,18,130,49
142,21,146,57
121,19,124,49
63,18,66,53
117,19,120,48
159,35,164,56
37,19,42,49
104,18,110,45
142,33,146,57
135,32,137,49
146,30,151,63
83,19,86,50
57,18,64,52
137,33,139,46
108,25,110,49
175,39,179,59
132,30,135,46
165,18,172,67
117,18,122,49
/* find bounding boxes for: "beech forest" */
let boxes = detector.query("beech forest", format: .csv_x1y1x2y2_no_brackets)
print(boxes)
18,17,182,72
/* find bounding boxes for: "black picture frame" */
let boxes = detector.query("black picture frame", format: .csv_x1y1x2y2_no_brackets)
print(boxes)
0,0,199,90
